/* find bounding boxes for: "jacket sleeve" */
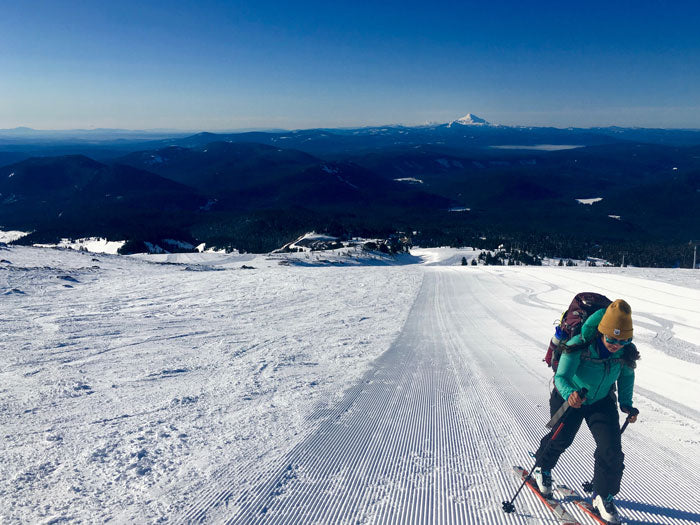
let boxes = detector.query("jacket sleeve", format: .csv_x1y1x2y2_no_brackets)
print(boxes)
554,349,582,402
580,308,606,342
617,364,635,408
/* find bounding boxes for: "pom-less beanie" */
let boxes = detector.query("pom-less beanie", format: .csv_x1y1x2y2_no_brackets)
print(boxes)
598,299,633,340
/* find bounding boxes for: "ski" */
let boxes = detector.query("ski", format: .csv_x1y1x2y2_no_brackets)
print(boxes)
512,466,582,525
555,484,611,525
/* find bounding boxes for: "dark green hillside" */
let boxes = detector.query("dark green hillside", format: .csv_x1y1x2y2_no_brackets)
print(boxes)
0,156,205,243
117,142,319,193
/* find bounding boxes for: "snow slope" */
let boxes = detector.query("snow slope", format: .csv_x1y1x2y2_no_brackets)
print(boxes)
1,246,698,524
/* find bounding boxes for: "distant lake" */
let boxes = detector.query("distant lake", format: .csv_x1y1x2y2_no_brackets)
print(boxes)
490,144,584,151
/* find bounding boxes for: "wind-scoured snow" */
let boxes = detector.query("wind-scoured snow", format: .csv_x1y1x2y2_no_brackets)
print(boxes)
1,245,698,524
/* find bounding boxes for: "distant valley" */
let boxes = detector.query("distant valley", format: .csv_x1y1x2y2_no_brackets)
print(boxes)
1,116,698,267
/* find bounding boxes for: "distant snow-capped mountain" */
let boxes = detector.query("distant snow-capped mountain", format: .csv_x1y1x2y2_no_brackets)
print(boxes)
447,114,491,127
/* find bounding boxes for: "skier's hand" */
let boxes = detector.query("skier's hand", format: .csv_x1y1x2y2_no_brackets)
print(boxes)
621,406,639,423
568,391,585,408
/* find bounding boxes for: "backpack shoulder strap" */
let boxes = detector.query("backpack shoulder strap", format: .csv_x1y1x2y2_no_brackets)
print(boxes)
580,343,640,369
562,339,588,354
580,353,625,365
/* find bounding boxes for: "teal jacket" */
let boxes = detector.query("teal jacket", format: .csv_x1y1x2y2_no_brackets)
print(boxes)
555,309,635,408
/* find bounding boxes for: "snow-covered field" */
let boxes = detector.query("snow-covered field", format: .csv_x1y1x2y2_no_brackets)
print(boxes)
1,245,698,524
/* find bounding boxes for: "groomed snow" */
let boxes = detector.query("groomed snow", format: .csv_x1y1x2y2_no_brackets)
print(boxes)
1,245,698,524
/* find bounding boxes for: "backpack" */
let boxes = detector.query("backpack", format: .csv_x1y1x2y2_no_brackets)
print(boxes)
544,292,612,371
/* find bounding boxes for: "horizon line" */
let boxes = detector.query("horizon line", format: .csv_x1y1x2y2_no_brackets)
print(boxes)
2,122,700,134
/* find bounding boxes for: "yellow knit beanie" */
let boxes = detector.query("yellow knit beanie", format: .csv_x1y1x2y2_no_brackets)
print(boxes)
598,299,633,340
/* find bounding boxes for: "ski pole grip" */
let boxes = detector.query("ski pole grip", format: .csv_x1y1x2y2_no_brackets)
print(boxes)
620,406,638,434
546,387,588,429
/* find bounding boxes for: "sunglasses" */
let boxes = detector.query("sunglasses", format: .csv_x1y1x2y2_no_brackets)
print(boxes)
604,335,633,346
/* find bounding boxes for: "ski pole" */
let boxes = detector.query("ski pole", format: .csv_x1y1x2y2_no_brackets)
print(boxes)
502,388,587,514
582,407,638,493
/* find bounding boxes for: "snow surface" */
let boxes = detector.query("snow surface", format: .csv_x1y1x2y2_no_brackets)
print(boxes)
0,230,30,243
34,237,126,255
1,245,698,524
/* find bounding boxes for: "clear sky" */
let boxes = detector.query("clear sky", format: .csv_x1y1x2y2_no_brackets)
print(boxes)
2,0,699,130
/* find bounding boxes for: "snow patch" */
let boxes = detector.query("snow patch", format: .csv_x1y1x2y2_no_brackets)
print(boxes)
34,237,125,254
0,229,31,243
321,164,339,174
576,197,603,205
394,178,424,184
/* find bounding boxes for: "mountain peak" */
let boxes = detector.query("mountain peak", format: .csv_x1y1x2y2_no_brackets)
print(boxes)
448,114,490,127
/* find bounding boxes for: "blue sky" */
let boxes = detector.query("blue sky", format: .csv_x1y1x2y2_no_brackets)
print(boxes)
1,0,699,130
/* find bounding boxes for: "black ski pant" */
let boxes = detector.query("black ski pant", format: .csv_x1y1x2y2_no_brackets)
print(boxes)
535,389,624,498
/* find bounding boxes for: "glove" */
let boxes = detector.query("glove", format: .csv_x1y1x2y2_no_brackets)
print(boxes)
621,405,639,422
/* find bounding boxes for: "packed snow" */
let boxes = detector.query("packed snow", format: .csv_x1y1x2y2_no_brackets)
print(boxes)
1,245,698,524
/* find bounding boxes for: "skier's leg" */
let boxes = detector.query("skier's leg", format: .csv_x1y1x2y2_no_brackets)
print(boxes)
535,389,584,469
586,396,624,497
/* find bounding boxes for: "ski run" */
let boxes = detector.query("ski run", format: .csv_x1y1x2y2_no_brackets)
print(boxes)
1,245,699,524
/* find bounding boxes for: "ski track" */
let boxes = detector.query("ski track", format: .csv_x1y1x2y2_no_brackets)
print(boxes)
178,268,700,524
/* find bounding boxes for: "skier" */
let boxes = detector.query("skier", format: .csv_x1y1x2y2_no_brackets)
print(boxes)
532,299,640,524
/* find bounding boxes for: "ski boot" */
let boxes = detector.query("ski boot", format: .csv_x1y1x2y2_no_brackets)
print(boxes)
532,467,552,497
592,493,621,524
